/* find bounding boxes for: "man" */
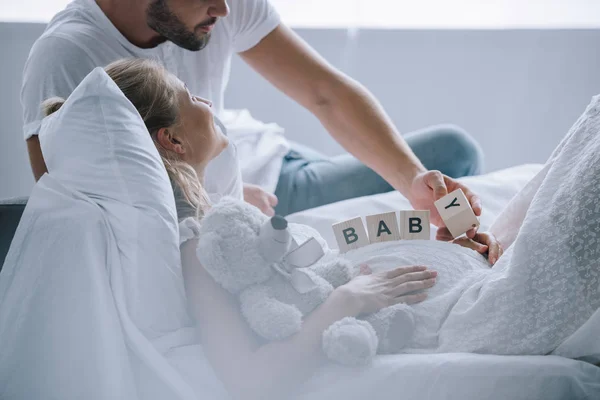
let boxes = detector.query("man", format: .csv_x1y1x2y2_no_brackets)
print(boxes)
22,0,483,237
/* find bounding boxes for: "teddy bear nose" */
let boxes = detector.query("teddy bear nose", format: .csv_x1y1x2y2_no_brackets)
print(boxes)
260,215,292,263
271,215,288,230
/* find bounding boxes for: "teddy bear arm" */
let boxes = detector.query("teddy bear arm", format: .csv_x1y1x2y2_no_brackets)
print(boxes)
240,285,304,341
311,259,355,289
363,304,415,353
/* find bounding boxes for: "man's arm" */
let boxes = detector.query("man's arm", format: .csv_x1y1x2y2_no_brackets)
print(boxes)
239,24,426,196
240,24,482,234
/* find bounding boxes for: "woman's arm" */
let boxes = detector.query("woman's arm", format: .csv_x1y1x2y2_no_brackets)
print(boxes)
181,238,358,400
181,239,436,400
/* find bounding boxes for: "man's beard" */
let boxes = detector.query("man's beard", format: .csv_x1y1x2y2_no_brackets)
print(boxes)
147,0,215,51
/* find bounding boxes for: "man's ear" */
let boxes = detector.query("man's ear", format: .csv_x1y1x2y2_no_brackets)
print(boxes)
156,127,185,155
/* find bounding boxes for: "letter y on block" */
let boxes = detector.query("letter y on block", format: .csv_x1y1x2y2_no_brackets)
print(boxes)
434,188,480,238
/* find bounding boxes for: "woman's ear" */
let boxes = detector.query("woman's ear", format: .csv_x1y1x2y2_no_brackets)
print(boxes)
156,127,185,155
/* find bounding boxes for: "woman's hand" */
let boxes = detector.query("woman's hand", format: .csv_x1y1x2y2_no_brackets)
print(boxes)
452,232,504,265
243,183,278,216
337,265,437,315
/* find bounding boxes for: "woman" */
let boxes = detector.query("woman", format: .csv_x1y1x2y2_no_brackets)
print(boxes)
43,58,501,400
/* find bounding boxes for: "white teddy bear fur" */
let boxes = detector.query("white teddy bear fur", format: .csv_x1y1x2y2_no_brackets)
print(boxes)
196,197,416,366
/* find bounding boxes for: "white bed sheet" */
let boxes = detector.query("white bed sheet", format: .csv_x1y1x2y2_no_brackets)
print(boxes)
287,164,600,400
288,164,544,249
295,353,600,400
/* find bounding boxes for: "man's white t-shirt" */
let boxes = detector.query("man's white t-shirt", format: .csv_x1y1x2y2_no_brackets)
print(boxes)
21,0,291,198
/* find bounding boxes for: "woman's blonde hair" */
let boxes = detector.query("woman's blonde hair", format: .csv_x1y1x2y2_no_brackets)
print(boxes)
42,58,210,218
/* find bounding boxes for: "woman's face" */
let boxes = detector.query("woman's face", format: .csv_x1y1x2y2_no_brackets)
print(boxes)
172,79,229,168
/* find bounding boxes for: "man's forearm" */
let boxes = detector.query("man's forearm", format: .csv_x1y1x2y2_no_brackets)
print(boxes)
239,25,424,196
26,136,48,181
309,75,426,196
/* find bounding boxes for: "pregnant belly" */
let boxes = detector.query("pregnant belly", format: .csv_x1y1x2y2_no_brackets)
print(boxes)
341,240,490,288
339,240,493,350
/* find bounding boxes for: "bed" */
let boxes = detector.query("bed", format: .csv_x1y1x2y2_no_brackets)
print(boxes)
284,163,600,400
3,60,600,399
2,161,599,400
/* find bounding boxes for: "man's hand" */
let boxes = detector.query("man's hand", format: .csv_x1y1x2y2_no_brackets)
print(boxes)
243,183,278,217
408,170,482,239
451,232,504,265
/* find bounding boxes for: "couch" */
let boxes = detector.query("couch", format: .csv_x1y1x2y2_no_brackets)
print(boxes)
0,197,27,271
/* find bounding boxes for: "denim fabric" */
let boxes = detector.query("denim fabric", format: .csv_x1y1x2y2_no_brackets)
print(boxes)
274,124,484,216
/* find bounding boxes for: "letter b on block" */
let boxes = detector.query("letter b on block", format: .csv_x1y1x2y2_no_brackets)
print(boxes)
332,217,370,253
400,211,430,240
343,227,358,244
409,218,422,233
366,212,400,244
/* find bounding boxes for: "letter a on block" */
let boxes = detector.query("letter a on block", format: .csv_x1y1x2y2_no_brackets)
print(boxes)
366,212,400,243
332,217,370,252
399,210,430,240
434,188,480,238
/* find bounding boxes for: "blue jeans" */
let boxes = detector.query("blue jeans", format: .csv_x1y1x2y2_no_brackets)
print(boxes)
273,124,484,216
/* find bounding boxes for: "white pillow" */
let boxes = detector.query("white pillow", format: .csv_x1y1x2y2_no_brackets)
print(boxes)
38,66,195,369
39,67,177,224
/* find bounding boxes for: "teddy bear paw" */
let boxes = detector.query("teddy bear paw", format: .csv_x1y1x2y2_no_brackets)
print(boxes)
322,317,378,366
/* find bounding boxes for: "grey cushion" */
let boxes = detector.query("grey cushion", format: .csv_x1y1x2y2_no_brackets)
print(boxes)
0,197,27,271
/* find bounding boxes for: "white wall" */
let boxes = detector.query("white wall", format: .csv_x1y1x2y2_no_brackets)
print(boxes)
0,23,40,199
225,29,600,164
270,0,600,29
4,0,600,28
1,23,600,199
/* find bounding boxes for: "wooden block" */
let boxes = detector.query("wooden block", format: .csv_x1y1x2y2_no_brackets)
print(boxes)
332,217,370,253
399,210,430,240
434,188,480,238
366,212,401,243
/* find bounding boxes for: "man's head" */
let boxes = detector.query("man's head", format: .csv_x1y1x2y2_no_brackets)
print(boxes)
146,0,229,51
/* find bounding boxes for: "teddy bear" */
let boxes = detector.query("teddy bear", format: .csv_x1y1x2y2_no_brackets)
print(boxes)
195,197,415,366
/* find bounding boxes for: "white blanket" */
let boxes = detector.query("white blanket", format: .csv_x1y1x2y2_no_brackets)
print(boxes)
445,95,600,359
295,353,600,400
0,176,226,400
0,177,139,399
